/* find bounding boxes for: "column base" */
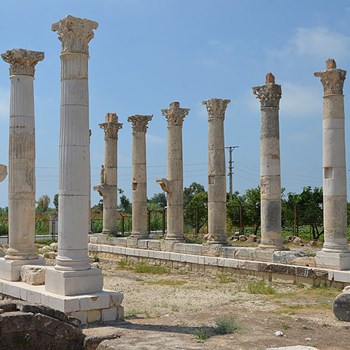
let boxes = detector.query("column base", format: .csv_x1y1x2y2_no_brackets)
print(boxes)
0,257,45,281
315,250,350,270
45,266,103,296
258,243,286,250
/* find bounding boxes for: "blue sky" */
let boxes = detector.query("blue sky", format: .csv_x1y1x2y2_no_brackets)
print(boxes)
1,0,350,208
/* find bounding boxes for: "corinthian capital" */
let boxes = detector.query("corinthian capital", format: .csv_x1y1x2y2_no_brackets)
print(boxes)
52,15,98,55
1,49,44,76
128,115,153,133
314,59,346,96
99,113,123,138
202,98,230,120
252,72,282,108
161,102,189,127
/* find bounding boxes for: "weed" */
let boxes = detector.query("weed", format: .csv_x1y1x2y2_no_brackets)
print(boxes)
247,280,275,294
282,323,290,330
92,254,99,262
215,315,238,334
194,328,209,341
134,262,169,274
145,279,186,286
118,258,127,268
218,274,230,284
171,304,179,312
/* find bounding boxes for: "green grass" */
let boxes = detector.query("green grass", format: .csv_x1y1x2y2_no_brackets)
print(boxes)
215,315,239,334
118,258,127,268
194,328,210,341
145,279,186,286
247,280,276,294
134,262,169,274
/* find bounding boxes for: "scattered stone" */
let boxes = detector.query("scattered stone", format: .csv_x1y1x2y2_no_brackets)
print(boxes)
293,237,302,244
274,330,284,336
247,234,258,243
333,292,350,321
50,242,58,252
20,265,46,285
239,235,247,242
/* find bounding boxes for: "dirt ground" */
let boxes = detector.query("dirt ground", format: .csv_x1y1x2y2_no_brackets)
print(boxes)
84,261,350,350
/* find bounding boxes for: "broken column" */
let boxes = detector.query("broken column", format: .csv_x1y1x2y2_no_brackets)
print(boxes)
128,115,152,242
45,15,103,295
203,98,230,244
157,102,189,243
253,73,284,250
94,113,122,235
314,59,350,270
0,49,44,281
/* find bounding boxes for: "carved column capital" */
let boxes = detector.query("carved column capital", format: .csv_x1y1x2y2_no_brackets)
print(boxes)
202,98,230,120
161,102,189,127
253,73,282,108
314,59,346,96
1,49,44,76
52,15,98,55
127,115,153,133
99,113,122,138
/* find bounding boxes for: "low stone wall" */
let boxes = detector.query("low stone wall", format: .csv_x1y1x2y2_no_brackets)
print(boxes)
89,238,350,288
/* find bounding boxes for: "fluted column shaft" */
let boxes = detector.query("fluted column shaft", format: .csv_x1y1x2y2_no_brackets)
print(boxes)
128,115,152,237
1,49,44,260
315,59,349,253
203,98,230,244
253,73,284,249
157,102,189,241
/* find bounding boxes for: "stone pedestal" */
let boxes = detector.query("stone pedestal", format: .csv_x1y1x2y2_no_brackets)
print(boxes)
253,73,284,250
203,98,230,244
45,15,103,295
94,113,122,235
157,102,189,242
314,59,350,270
128,115,152,242
0,49,44,280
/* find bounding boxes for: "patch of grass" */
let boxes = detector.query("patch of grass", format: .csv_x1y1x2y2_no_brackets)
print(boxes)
134,262,169,274
145,279,186,286
215,315,239,334
218,274,230,284
171,304,179,312
282,323,290,330
126,308,151,318
194,328,210,341
118,258,127,268
247,280,275,294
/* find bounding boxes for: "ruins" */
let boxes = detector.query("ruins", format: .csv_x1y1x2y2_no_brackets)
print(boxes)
253,73,284,250
314,59,350,270
94,113,123,236
127,115,153,244
203,98,230,245
157,102,189,244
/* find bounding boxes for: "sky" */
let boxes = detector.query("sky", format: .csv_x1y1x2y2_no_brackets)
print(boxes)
1,0,350,208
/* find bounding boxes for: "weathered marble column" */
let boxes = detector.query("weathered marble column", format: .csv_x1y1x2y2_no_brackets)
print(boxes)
253,73,284,250
94,113,122,235
314,59,350,270
203,98,230,244
45,15,103,296
128,115,152,241
157,102,189,243
0,49,44,281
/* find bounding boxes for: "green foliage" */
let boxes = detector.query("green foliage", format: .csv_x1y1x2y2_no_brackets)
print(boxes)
119,194,132,213
148,192,167,208
36,195,50,214
118,259,127,268
35,217,49,234
194,328,210,341
247,280,275,294
53,193,59,211
91,219,103,233
215,315,238,334
134,262,169,274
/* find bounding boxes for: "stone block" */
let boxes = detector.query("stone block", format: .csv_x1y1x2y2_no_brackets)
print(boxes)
273,250,306,264
148,240,161,251
137,240,149,249
184,244,203,255
138,249,149,258
69,310,87,325
186,254,199,264
21,265,47,285
0,257,45,281
224,259,239,268
316,250,350,270
109,291,124,306
169,252,182,261
79,293,110,311
0,311,35,333
329,270,350,283
254,248,274,262
114,237,128,247
220,247,236,259
235,248,254,260
45,267,103,296
173,243,186,253
116,305,124,320
87,310,101,323
25,290,41,304
204,256,218,266
127,236,139,248
2,282,21,298
102,307,117,321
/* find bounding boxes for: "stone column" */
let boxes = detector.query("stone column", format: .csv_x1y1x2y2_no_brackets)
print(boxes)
253,73,284,250
45,15,103,296
94,113,122,235
157,102,189,243
128,115,152,243
0,49,44,281
203,98,230,244
314,59,350,270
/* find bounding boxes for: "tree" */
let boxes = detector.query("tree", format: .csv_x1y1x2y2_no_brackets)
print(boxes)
183,182,205,207
36,195,50,214
148,192,167,209
53,193,59,212
119,194,132,213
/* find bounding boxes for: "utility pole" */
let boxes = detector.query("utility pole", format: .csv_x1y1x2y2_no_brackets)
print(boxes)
225,146,239,200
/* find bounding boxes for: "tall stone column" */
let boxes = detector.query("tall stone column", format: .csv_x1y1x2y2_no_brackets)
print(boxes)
128,115,152,242
314,59,350,270
94,113,122,235
157,102,189,243
203,98,230,244
0,49,44,281
253,73,284,250
45,15,103,296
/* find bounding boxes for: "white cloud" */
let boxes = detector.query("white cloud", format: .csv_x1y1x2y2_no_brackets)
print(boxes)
147,133,165,145
0,86,9,120
280,82,322,118
267,26,350,61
